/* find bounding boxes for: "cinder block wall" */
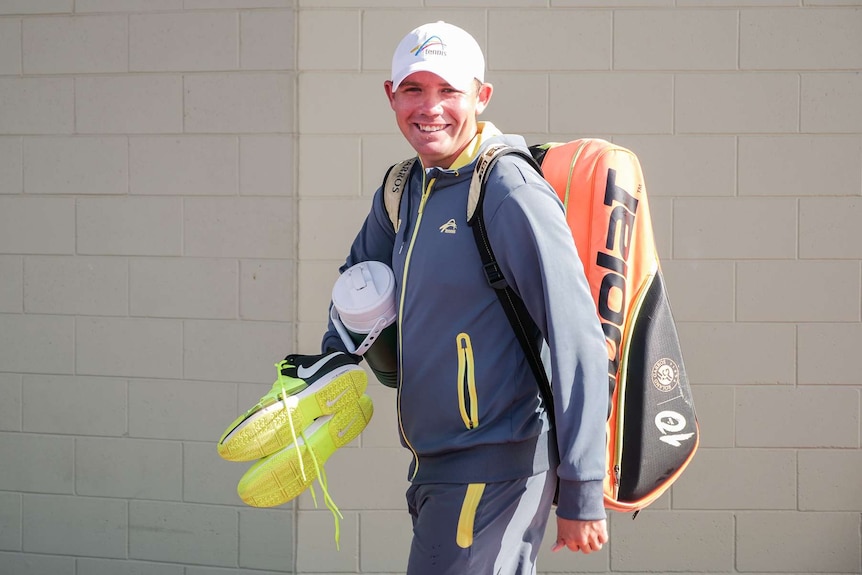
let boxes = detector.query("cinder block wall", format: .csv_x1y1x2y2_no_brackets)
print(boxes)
0,1,859,574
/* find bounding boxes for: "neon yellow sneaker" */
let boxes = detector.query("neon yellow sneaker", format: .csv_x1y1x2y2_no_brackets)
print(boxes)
236,393,374,508
218,352,367,462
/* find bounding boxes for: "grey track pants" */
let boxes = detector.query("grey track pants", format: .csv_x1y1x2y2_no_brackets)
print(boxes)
405,470,557,575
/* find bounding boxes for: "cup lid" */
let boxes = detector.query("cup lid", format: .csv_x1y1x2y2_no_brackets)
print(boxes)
331,261,397,333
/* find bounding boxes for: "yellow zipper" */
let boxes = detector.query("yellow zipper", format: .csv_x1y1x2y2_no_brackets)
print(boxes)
397,173,435,481
456,333,479,429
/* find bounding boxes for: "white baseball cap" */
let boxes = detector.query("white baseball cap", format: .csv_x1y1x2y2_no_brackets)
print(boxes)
390,21,485,93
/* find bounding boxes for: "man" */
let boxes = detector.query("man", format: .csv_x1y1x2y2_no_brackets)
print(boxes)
323,21,609,574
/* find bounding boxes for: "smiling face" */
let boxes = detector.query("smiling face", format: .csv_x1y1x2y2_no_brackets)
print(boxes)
384,71,493,169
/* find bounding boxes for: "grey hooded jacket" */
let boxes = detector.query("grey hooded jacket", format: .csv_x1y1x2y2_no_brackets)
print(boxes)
323,130,609,521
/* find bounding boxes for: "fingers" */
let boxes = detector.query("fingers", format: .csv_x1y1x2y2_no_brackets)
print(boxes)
551,539,604,554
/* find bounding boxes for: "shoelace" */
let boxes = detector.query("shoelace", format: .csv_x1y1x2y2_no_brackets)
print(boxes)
277,362,343,549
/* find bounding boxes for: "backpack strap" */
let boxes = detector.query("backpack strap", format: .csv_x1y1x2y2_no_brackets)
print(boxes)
467,145,555,429
381,157,417,233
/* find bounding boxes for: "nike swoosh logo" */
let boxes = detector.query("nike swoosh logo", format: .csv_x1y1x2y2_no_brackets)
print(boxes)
296,352,341,379
326,386,354,409
337,413,360,438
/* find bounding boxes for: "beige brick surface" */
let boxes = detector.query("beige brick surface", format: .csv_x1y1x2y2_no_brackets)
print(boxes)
75,0,182,11
22,375,126,436
674,197,797,259
23,15,127,74
76,437,182,500
299,10,359,70
610,511,734,571
184,197,294,258
299,72,393,134
188,0,292,7
0,136,22,194
0,374,22,432
76,558,184,575
360,134,415,195
736,260,861,322
615,10,737,70
0,78,74,135
182,440,247,506
297,259,340,324
130,257,238,319
0,553,72,575
0,197,75,255
238,508,295,571
240,135,295,196
0,314,74,375
0,255,23,313
359,511,412,573
614,135,736,198
76,317,183,379
485,73,549,134
75,76,183,135
296,510,359,572
22,494,126,558
183,319,294,383
0,19,21,75
659,260,734,322
801,72,862,133
676,73,799,134
129,501,238,567
799,449,862,511
800,198,862,258
0,492,21,550
184,73,293,133
299,198,373,260
24,136,127,195
239,259,295,321
676,322,796,385
0,433,74,494
739,135,862,197
736,512,861,572
490,10,611,71
741,8,862,70
0,4,860,574
798,323,862,385
130,136,237,196
298,135,362,197
24,256,127,316
736,387,859,447
130,12,238,72
0,0,72,15
241,9,295,71
77,197,182,256
673,448,796,509
551,73,673,134
688,384,733,448
128,379,237,442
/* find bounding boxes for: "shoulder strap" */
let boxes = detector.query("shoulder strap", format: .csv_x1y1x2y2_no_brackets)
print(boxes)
381,158,417,233
467,145,555,429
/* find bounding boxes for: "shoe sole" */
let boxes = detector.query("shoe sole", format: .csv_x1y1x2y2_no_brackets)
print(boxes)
237,393,374,508
218,365,368,462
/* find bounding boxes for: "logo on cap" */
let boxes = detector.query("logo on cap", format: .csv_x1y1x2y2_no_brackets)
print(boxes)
411,35,446,57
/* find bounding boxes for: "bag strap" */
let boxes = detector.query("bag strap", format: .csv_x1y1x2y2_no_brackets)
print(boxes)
381,157,417,233
467,145,556,429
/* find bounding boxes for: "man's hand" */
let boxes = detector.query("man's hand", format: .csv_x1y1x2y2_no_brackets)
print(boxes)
551,517,608,554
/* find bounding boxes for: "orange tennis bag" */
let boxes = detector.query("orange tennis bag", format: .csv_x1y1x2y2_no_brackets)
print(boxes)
382,138,699,514
534,139,699,513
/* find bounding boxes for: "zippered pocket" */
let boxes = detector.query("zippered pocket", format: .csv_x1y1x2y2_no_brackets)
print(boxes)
456,333,479,430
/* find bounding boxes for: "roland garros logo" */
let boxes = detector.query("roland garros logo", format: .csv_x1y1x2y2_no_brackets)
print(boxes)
411,35,447,57
651,357,680,393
